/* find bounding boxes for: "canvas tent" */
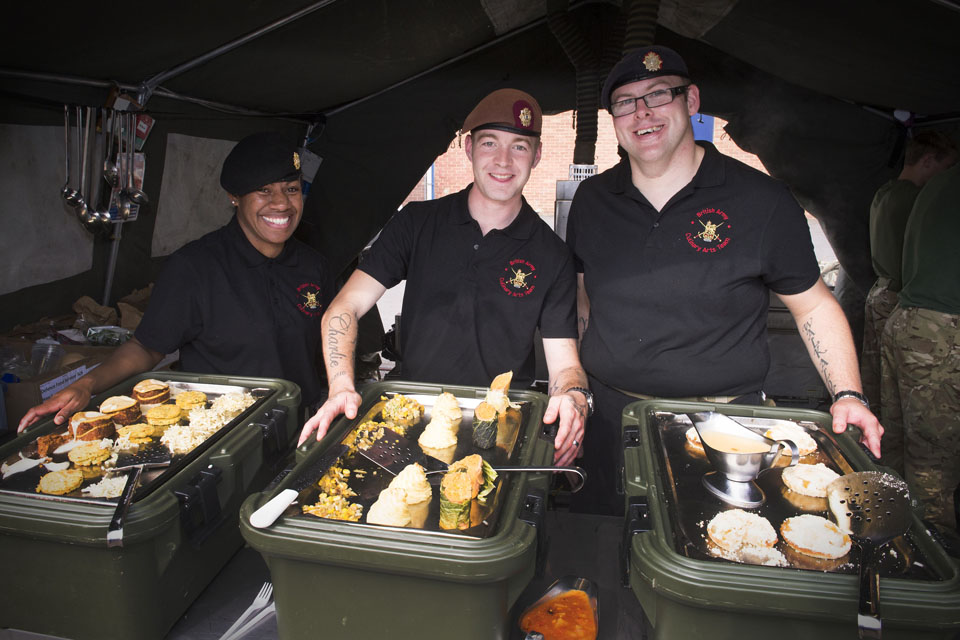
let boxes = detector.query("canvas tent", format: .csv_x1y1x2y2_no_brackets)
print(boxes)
1,0,959,333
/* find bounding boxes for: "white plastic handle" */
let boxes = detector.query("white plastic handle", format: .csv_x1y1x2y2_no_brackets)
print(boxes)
249,489,298,529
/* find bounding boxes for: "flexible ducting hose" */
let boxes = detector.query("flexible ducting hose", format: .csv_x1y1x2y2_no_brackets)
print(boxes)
622,0,660,53
547,6,600,164
548,0,660,165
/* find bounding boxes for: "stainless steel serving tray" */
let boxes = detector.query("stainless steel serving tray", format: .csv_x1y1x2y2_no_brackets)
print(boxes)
0,381,271,504
649,410,940,579
290,390,529,537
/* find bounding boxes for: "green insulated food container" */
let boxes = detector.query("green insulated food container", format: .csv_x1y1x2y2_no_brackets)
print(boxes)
240,381,555,640
0,371,300,640
621,400,960,640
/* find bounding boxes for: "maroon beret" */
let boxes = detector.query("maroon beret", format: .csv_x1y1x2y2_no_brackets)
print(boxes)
462,88,542,137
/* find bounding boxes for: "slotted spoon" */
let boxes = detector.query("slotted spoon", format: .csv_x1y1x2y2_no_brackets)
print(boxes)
826,471,911,640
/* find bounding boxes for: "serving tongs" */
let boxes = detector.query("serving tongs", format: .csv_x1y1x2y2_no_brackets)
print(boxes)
106,444,172,548
358,427,587,492
827,471,911,640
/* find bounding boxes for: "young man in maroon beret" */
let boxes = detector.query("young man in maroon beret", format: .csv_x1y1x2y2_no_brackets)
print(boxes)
300,89,589,466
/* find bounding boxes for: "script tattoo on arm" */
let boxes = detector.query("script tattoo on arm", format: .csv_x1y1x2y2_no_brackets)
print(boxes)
326,312,356,369
802,318,835,394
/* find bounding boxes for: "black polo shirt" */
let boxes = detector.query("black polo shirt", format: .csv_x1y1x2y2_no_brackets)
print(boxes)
135,215,333,405
360,186,577,388
566,143,820,397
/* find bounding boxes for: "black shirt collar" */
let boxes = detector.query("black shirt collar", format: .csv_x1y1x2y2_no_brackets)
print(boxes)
227,214,299,267
612,141,727,197
451,184,539,239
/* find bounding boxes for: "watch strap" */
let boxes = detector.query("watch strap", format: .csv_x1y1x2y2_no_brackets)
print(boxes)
832,389,870,410
564,386,594,416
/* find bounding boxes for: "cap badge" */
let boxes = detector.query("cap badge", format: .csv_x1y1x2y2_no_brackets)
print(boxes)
643,51,663,72
293,151,301,170
519,106,532,128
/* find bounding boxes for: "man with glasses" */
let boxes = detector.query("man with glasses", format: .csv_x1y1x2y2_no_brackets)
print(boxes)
565,46,883,514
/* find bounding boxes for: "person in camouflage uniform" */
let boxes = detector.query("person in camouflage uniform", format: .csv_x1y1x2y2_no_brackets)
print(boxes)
880,160,960,530
862,132,956,410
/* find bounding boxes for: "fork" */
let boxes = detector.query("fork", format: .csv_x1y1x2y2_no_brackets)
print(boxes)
224,602,276,640
218,582,273,640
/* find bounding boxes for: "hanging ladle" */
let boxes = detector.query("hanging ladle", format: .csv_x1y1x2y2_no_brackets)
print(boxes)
120,112,149,218
86,107,114,227
74,106,96,224
61,105,83,208
102,108,119,188
117,112,134,219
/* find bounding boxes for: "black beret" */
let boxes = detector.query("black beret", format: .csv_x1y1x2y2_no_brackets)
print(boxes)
220,132,302,196
462,88,542,137
601,46,691,110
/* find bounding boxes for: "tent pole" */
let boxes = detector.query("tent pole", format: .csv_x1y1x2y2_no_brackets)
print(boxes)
136,0,340,106
103,221,123,307
0,68,312,119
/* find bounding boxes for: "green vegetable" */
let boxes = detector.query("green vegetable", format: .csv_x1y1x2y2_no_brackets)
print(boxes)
477,460,498,505
472,401,499,449
439,493,472,530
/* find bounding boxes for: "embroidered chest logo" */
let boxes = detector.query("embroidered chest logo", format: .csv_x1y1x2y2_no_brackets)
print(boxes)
296,282,324,317
500,259,537,298
685,208,732,253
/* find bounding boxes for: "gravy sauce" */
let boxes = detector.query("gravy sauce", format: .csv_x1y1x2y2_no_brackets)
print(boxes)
700,431,771,454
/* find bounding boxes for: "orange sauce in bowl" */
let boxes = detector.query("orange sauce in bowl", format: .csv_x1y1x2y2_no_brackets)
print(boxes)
520,589,597,640
700,431,771,454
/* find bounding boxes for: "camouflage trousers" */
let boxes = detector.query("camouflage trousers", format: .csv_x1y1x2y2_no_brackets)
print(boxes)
880,305,960,530
861,278,898,410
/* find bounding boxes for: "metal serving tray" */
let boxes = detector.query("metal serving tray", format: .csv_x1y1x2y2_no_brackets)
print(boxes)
0,380,271,504
287,390,528,537
649,409,940,579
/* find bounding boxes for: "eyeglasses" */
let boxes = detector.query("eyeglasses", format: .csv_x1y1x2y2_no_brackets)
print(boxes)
610,85,689,117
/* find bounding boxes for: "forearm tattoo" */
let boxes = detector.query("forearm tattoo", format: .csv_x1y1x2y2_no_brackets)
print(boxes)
326,313,356,369
802,319,835,394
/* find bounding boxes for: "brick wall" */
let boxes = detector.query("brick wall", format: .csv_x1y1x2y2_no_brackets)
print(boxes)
401,111,768,222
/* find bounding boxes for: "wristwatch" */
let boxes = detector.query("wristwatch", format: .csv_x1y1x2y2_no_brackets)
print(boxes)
564,386,594,417
832,389,870,410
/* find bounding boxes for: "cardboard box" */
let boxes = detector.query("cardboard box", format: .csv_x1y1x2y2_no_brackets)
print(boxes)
1,341,116,433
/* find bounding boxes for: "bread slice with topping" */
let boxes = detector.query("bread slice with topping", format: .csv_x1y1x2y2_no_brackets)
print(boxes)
707,508,778,552
781,514,851,559
132,379,171,405
100,395,142,425
70,411,116,441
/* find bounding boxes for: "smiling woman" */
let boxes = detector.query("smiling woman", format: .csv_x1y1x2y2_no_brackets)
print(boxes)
232,179,304,258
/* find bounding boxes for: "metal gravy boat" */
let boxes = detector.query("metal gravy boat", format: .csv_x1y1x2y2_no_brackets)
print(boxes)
688,411,800,507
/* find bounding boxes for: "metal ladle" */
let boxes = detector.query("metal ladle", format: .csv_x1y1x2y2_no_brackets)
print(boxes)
117,112,133,219
74,106,95,224
120,112,149,217
102,108,119,188
61,106,83,208
87,108,114,227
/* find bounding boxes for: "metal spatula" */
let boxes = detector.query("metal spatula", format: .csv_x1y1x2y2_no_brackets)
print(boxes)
106,444,172,548
248,444,349,529
359,428,587,492
826,471,911,640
